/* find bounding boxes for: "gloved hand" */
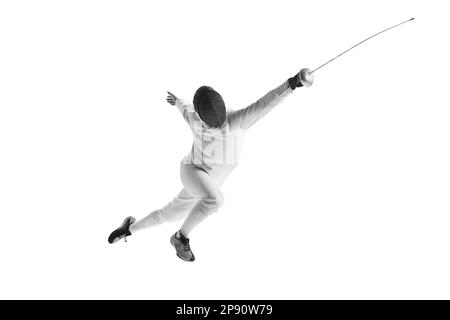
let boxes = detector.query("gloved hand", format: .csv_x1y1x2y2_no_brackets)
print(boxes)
288,73,303,90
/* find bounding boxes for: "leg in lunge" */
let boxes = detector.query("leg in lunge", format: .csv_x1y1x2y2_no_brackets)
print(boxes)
170,164,224,261
108,189,198,244
130,189,198,233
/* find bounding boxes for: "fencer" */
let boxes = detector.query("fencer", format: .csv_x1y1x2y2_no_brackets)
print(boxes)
108,72,310,261
108,18,414,262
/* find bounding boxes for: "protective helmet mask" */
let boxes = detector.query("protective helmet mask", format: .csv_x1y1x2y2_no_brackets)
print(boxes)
193,86,227,128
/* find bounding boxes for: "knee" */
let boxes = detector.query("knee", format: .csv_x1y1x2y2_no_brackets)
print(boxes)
200,192,224,211
215,192,224,208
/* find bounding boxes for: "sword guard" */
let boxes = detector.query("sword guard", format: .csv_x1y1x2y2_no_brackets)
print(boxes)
299,68,314,87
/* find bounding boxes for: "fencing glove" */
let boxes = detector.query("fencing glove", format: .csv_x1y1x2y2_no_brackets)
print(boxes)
288,73,304,90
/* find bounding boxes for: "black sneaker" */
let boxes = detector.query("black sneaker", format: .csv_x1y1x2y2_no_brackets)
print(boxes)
170,231,195,262
108,216,136,244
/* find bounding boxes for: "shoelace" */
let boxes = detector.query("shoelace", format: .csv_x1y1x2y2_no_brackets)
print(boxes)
178,235,191,251
123,222,132,243
121,230,131,243
123,230,132,242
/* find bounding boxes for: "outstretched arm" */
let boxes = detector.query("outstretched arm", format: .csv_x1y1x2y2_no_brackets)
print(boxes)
167,91,194,124
227,81,292,130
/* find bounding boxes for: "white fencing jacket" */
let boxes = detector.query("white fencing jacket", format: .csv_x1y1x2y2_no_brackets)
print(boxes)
176,80,293,179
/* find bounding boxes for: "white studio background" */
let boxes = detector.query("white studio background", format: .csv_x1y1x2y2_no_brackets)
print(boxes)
0,0,449,299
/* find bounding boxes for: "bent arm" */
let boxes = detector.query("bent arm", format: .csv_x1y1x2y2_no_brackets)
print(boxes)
175,98,195,125
227,80,293,130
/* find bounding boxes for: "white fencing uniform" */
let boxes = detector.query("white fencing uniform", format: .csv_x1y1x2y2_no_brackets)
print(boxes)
130,81,293,236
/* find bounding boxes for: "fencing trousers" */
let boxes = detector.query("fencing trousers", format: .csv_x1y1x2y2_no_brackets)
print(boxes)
130,163,226,236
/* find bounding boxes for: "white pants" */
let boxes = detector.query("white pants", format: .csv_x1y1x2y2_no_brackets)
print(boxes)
130,163,226,236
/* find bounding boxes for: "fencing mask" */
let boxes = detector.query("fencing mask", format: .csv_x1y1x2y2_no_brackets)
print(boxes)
193,86,227,128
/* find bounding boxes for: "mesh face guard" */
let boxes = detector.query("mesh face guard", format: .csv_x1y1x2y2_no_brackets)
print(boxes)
193,86,227,128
